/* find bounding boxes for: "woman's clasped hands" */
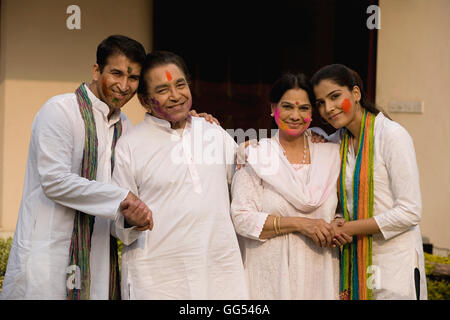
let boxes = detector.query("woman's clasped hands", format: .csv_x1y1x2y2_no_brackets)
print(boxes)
300,217,352,248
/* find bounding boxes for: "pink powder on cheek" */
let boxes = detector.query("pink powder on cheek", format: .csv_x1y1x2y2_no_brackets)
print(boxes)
274,108,310,136
151,98,192,122
150,98,169,118
341,99,352,113
150,98,160,106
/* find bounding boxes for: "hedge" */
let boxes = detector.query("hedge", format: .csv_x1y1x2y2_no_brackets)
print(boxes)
0,237,12,293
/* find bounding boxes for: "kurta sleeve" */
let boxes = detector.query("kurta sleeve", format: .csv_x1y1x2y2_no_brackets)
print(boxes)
308,127,342,144
110,137,143,245
35,100,129,220
223,128,238,185
373,125,422,240
230,164,270,241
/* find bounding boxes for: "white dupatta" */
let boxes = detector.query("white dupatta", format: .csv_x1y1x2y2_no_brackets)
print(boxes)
246,131,341,213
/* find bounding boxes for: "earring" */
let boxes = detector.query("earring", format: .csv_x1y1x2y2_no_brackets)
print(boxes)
270,112,274,117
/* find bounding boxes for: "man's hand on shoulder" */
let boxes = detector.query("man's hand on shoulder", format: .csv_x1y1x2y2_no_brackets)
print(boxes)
189,109,220,126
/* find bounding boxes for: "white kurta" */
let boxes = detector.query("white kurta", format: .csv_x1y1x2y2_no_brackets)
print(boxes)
230,132,341,300
341,113,427,299
0,85,136,300
112,114,248,300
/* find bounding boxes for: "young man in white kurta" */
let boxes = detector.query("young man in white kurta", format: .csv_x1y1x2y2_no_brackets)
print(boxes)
0,84,141,299
112,114,248,299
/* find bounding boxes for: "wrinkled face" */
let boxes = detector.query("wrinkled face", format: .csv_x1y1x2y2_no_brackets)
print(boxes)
313,79,361,129
141,63,192,124
92,54,141,112
271,88,312,137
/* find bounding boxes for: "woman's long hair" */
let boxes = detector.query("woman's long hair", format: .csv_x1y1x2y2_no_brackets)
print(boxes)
310,64,390,119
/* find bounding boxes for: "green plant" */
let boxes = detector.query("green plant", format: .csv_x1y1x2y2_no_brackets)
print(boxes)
0,237,13,293
424,252,450,300
117,239,123,272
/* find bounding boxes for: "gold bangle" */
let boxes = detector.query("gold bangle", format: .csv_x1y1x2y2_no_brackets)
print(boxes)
273,216,278,235
274,216,282,236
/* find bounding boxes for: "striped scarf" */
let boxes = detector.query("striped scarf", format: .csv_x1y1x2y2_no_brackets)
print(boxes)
66,83,122,300
338,109,375,300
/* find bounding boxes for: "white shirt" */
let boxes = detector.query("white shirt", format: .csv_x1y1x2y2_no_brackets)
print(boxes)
230,132,341,299
0,85,134,300
112,114,248,300
344,113,427,299
314,113,427,299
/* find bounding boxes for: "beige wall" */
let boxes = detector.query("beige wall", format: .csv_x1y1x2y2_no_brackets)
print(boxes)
0,0,152,235
377,0,450,250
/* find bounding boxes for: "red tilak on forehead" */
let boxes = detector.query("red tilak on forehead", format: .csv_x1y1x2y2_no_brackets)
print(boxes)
165,70,172,81
295,101,299,105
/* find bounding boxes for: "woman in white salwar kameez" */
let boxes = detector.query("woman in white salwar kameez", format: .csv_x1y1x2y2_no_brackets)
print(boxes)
231,73,352,300
311,64,427,300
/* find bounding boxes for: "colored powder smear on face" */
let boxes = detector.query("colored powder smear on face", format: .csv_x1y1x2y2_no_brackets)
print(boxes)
101,78,109,98
341,98,352,113
165,70,172,81
128,67,132,74
150,97,192,122
150,97,160,107
274,108,311,136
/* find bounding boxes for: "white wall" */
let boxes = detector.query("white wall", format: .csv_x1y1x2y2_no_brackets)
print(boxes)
377,0,450,251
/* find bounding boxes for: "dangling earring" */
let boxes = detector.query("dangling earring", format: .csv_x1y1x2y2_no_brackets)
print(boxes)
270,112,274,117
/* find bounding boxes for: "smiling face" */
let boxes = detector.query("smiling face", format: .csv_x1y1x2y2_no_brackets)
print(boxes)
91,54,141,116
140,63,192,129
313,79,361,129
271,88,312,137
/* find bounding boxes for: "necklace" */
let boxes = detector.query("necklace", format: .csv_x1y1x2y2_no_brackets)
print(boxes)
278,134,308,164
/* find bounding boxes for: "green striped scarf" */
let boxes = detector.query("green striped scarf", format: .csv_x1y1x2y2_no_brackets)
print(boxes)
338,109,375,300
66,83,122,300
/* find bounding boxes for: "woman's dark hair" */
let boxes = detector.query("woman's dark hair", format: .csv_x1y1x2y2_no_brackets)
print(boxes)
96,35,146,72
269,73,314,105
137,51,191,98
310,64,384,116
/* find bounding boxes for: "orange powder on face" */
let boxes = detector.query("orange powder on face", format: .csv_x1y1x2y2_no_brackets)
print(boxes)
341,99,352,113
274,108,310,136
165,71,172,81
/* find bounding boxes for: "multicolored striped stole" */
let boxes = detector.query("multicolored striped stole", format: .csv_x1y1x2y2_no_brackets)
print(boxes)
338,109,375,300
66,83,122,300
109,118,122,300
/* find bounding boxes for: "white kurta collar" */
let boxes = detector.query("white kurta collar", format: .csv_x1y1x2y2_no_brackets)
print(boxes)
144,113,192,136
